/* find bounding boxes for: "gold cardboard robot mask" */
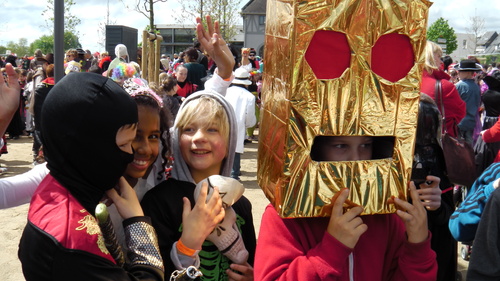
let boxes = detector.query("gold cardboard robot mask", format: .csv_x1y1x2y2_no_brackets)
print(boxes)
258,0,432,217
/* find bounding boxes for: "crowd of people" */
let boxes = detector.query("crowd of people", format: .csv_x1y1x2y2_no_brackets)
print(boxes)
1,8,500,281
413,40,500,280
0,40,263,176
0,16,262,281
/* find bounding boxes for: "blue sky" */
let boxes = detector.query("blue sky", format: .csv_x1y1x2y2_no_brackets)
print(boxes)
1,0,499,53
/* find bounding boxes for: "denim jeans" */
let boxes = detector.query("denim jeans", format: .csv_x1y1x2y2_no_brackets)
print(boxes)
231,153,241,180
458,128,473,146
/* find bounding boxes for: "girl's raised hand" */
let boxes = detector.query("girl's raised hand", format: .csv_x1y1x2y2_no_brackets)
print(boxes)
180,182,225,250
196,15,235,79
392,182,429,244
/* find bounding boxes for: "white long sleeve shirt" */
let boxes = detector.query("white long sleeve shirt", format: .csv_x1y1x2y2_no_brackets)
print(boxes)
224,86,256,154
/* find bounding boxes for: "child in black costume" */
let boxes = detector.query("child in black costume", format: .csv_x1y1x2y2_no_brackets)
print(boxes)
18,72,164,280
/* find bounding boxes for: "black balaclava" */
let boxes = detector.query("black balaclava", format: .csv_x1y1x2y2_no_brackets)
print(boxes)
41,72,138,215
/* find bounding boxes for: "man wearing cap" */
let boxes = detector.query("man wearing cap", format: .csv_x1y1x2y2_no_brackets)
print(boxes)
224,67,256,180
455,59,482,145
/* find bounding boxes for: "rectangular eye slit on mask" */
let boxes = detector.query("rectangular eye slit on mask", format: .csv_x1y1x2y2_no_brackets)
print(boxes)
310,136,395,162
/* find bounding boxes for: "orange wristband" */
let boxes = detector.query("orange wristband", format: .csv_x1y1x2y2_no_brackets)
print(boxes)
223,76,232,81
176,239,197,257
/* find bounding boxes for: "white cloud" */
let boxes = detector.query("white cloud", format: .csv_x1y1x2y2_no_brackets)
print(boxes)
428,0,500,33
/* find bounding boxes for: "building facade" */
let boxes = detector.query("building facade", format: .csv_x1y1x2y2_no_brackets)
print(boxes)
241,0,267,57
155,24,244,58
448,31,500,63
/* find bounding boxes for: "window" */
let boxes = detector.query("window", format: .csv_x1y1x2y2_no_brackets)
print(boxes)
160,29,173,43
259,15,266,25
463,39,467,49
174,45,191,54
174,28,195,43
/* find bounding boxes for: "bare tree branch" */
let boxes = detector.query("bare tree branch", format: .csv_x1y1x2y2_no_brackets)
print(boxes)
466,12,486,54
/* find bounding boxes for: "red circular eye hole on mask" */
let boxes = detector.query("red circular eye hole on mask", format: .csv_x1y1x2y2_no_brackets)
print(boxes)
305,30,351,79
371,33,415,82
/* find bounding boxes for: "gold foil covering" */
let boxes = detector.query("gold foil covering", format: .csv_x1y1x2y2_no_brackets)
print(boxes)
258,0,432,217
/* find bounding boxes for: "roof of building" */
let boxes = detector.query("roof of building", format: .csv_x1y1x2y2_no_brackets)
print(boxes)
485,34,500,54
241,0,267,15
477,31,498,45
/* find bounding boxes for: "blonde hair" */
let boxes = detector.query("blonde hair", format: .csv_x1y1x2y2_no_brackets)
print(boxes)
424,41,443,73
159,72,168,83
176,95,230,144
66,49,78,57
130,61,141,74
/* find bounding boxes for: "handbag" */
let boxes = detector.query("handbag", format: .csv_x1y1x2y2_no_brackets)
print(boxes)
434,80,477,187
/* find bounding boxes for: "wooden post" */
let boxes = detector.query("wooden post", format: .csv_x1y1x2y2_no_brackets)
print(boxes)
141,30,149,80
141,31,163,84
154,35,163,84
148,36,155,83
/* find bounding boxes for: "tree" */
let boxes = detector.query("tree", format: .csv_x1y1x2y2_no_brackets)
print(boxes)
42,0,81,34
176,0,242,42
207,0,242,41
465,15,486,54
120,0,168,32
30,35,54,55
97,0,117,49
30,31,81,54
5,38,30,57
483,55,498,66
427,17,458,55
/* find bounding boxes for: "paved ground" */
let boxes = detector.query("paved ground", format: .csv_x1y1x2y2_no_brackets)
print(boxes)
0,134,469,280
